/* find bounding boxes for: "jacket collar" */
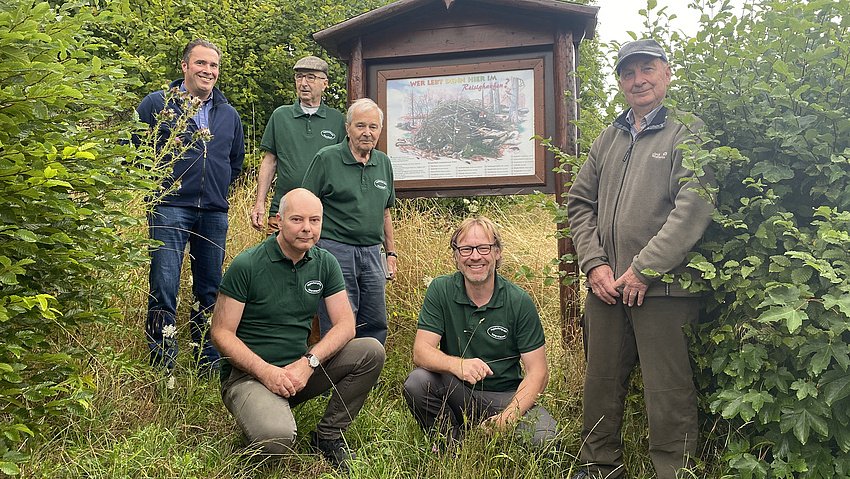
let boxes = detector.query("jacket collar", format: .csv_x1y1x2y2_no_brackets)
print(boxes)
613,105,668,134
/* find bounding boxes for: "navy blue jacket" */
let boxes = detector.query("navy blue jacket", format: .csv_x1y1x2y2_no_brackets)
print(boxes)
135,79,245,212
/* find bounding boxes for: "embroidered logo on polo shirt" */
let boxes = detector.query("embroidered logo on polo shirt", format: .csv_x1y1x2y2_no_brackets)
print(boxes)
374,179,388,190
487,325,509,340
304,280,324,295
651,151,668,159
321,130,336,140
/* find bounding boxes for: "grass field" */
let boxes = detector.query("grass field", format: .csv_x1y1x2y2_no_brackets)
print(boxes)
20,173,667,478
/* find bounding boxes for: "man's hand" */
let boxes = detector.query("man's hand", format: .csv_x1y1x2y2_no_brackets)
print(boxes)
250,203,266,231
457,357,493,385
588,265,620,305
386,254,397,280
481,409,519,434
613,268,648,307
258,358,313,398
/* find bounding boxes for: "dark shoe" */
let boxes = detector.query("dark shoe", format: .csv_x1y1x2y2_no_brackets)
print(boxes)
310,431,356,471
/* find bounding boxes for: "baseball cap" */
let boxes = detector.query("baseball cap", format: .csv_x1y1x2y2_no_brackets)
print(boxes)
294,56,329,75
614,39,668,74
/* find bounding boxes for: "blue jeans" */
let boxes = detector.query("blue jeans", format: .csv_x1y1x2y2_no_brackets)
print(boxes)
146,205,228,371
316,239,388,344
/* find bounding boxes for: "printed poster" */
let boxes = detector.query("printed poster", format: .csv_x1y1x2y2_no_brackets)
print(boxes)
385,69,536,181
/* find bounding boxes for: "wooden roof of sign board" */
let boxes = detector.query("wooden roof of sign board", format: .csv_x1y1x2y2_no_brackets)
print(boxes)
312,0,598,59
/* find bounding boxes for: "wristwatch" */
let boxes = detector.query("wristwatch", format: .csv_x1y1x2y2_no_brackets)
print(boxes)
385,251,398,258
304,353,320,369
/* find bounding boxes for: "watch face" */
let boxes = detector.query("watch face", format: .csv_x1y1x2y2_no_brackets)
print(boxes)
306,354,319,368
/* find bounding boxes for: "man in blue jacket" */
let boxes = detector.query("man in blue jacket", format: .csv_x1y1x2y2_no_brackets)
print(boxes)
135,39,245,373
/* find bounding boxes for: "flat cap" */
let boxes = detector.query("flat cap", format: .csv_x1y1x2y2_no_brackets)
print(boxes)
614,39,668,74
294,55,329,75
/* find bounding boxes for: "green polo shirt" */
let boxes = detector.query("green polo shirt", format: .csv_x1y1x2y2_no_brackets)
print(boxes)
217,234,346,380
301,140,395,246
260,101,346,216
417,272,546,392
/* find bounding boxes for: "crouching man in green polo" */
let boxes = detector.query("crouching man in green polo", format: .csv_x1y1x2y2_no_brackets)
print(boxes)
210,188,385,471
402,217,558,448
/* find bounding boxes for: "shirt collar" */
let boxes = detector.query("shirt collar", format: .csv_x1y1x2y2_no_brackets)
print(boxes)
626,103,664,137
293,100,326,118
264,233,315,266
450,271,505,309
342,138,376,166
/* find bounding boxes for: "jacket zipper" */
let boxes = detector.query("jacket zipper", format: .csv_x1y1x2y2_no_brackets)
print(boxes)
609,133,636,273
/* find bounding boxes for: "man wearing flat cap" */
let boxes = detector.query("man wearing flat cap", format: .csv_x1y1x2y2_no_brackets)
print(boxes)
251,55,346,234
567,38,716,479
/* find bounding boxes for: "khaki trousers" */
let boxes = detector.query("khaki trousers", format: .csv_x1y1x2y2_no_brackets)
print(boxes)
221,337,385,455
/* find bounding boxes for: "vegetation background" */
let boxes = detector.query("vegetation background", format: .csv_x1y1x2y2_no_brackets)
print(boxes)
0,0,848,477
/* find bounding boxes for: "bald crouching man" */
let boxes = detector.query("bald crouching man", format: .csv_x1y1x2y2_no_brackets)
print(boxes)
211,188,385,471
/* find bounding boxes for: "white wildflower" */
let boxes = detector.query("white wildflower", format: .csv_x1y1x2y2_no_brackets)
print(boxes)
166,375,176,390
422,275,434,288
162,324,177,339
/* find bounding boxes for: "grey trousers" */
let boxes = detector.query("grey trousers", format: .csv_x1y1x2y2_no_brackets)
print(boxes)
221,338,385,455
580,294,699,479
402,367,559,447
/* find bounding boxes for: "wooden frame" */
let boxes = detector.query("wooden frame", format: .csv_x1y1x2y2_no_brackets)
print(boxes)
377,58,546,191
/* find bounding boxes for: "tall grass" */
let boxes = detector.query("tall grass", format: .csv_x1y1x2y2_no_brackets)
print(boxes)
20,172,666,478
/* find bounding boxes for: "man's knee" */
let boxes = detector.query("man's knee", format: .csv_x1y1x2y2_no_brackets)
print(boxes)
243,425,296,456
347,337,386,369
403,368,441,405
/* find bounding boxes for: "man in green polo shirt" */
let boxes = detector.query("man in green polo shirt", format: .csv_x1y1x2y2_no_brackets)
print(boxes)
302,98,397,345
250,55,346,234
211,188,385,471
402,216,558,447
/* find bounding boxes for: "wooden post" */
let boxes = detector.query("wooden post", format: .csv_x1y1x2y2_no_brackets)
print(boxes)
348,37,366,104
553,28,581,349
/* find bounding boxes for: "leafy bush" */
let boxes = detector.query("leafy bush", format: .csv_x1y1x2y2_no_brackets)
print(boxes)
0,1,153,474
664,0,850,477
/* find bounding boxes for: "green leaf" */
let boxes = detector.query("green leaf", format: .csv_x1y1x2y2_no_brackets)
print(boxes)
13,229,37,243
757,305,808,333
823,293,850,316
751,161,794,182
0,462,21,475
781,405,829,444
824,374,850,406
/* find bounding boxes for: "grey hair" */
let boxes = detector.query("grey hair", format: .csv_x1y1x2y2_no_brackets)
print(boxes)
346,98,384,125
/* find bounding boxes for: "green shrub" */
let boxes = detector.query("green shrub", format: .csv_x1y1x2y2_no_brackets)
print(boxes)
667,0,850,477
0,1,154,474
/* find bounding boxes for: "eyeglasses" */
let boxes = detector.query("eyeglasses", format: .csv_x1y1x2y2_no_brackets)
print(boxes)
294,73,326,83
453,243,495,257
